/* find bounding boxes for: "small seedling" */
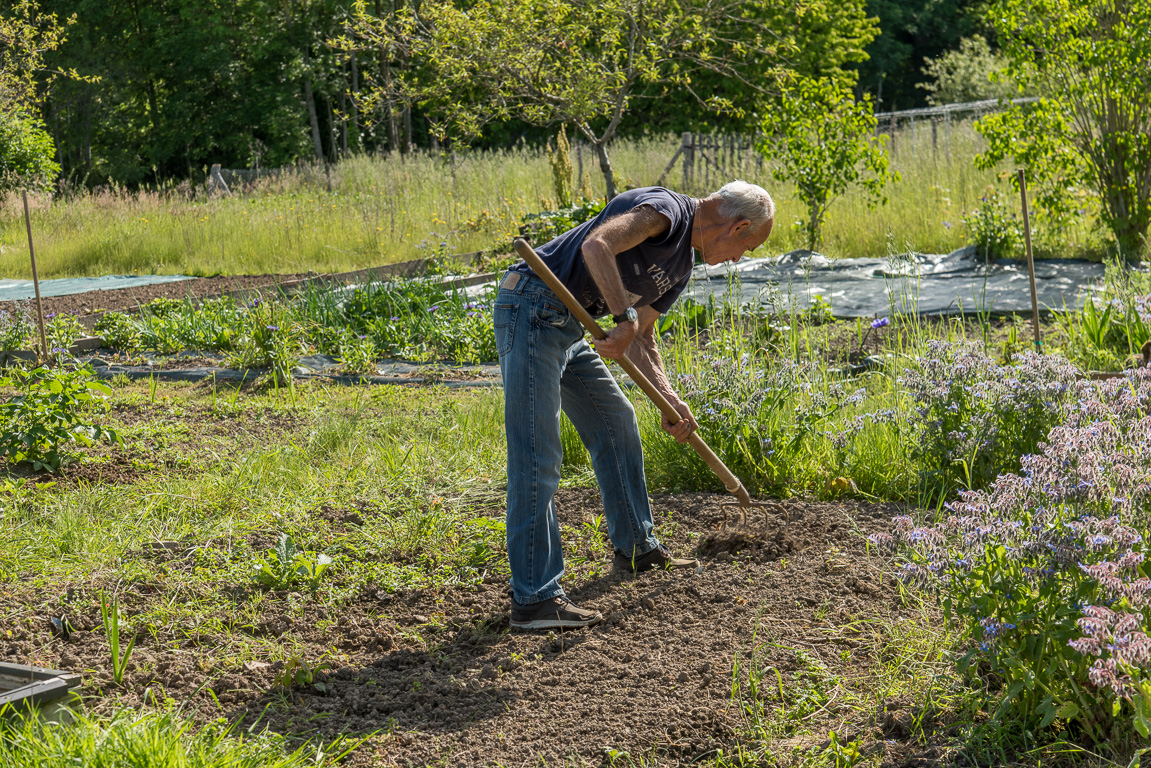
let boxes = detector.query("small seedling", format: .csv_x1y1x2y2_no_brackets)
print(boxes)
100,591,136,685
253,532,334,593
273,654,330,691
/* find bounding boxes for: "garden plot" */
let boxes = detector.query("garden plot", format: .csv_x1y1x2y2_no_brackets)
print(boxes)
1,488,938,767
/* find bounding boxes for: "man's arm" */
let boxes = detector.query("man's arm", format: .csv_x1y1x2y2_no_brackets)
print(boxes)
625,306,699,444
582,205,670,359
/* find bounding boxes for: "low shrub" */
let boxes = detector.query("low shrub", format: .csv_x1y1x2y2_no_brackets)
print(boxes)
897,340,1076,491
963,190,1024,260
877,368,1151,745
0,365,122,471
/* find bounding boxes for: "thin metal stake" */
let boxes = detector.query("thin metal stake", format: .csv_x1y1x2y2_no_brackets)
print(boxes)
1017,169,1042,352
21,190,49,363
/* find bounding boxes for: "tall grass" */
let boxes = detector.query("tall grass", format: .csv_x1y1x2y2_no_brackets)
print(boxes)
0,124,1019,280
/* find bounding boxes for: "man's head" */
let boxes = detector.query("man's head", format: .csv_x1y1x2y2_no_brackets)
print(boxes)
697,180,775,265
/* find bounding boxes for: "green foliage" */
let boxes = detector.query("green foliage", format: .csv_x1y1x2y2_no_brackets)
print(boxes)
759,76,897,250
962,190,1024,260
0,109,60,189
0,708,355,768
918,35,1020,106
46,312,84,352
1058,260,1151,370
342,0,797,197
99,591,136,685
519,197,605,245
253,532,334,593
272,654,331,691
978,0,1151,257
0,365,122,471
92,311,140,352
897,341,1076,491
225,317,304,386
0,304,35,351
0,0,79,113
852,0,985,109
337,332,379,375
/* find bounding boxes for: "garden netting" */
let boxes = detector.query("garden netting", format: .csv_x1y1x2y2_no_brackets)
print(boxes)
0,274,193,302
678,246,1106,318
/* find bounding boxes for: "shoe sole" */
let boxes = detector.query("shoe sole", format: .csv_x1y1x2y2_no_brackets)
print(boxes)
510,615,603,630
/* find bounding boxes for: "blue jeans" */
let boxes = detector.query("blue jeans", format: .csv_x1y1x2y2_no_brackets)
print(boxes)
494,271,660,605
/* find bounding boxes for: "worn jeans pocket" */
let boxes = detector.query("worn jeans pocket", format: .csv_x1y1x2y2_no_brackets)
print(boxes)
494,302,519,357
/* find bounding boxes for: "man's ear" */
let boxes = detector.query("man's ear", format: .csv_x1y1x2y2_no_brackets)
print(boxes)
731,218,752,237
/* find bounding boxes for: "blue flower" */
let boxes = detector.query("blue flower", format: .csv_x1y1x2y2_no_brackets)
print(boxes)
870,316,890,329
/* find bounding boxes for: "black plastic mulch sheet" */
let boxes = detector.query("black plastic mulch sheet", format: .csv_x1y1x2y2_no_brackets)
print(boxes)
680,246,1107,319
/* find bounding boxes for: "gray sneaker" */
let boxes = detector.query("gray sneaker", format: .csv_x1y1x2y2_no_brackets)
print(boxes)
614,544,699,574
510,595,603,630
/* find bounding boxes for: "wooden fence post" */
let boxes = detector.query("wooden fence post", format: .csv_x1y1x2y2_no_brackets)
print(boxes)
683,132,694,190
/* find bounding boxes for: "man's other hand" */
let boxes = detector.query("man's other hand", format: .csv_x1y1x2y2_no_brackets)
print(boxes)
661,400,698,444
592,320,639,360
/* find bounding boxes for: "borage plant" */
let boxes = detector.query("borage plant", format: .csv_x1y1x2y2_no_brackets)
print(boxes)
897,340,1076,491
875,367,1151,744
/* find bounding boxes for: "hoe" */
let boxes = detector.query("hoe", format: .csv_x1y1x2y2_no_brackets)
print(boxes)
513,238,785,531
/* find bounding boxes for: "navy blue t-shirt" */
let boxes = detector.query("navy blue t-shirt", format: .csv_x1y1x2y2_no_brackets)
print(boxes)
513,187,697,318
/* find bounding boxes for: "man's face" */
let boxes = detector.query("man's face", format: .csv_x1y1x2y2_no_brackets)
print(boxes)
700,218,773,265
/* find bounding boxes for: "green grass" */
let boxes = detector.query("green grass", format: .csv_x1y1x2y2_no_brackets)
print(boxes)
0,124,1081,280
0,708,356,768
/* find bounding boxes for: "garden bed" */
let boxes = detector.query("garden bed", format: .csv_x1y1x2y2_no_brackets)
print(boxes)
1,488,935,766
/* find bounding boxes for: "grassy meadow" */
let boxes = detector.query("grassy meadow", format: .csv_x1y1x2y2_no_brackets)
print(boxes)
0,122,1102,281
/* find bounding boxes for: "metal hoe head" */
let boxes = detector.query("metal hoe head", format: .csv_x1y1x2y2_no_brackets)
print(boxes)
720,501,789,531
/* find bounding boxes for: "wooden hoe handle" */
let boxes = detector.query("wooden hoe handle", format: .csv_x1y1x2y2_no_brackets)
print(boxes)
512,238,752,507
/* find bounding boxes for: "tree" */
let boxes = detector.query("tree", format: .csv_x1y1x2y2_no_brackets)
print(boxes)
759,76,896,250
976,0,1151,257
340,0,867,198
852,0,987,109
918,35,1018,106
0,0,78,187
0,109,60,189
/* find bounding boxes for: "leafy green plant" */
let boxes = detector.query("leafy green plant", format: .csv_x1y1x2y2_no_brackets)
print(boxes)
519,197,605,244
99,591,136,685
962,190,1023,260
253,533,334,593
0,303,34,351
93,311,141,352
0,365,123,471
45,313,85,353
338,332,379,375
1058,260,1151,371
273,654,331,691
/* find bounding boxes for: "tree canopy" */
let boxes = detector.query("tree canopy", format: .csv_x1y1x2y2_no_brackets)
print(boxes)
977,0,1151,257
340,0,876,197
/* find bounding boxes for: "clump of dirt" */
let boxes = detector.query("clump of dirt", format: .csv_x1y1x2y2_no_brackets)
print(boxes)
0,489,935,767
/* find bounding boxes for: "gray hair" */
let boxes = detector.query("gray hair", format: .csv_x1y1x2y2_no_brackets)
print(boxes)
707,180,775,233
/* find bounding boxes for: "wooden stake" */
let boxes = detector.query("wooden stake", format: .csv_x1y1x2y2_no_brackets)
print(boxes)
21,190,50,364
1017,169,1042,351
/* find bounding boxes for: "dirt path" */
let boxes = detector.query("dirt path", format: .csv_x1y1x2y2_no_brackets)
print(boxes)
1,491,933,766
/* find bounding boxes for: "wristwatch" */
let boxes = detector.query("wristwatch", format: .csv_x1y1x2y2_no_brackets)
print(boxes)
612,306,638,325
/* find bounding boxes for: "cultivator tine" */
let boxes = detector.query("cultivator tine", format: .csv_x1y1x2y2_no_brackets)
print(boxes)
720,501,789,531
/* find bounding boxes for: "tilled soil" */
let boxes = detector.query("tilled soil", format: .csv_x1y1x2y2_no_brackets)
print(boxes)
0,274,311,321
0,489,940,766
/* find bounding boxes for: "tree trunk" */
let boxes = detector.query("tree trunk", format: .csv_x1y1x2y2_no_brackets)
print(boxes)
403,105,412,153
594,139,617,199
376,0,399,152
304,76,324,162
349,51,361,153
